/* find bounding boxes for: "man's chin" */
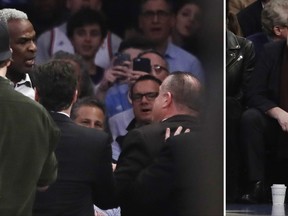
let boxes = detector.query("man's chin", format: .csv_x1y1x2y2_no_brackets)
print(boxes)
138,117,153,124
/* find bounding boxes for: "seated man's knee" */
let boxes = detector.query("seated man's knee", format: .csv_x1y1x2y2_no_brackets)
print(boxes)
241,108,265,128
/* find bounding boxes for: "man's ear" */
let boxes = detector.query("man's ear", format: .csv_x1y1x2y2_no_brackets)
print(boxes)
72,89,78,104
162,92,172,108
273,26,283,36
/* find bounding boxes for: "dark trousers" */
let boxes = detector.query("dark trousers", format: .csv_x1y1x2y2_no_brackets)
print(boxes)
226,115,242,202
240,108,280,184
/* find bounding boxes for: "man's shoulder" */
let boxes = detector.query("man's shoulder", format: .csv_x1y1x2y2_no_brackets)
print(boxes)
264,39,286,50
260,39,286,59
166,42,203,75
168,42,199,60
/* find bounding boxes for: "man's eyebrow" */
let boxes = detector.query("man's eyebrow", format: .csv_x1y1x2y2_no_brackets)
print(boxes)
17,35,36,42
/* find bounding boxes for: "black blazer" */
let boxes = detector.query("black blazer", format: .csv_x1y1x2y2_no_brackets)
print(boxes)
33,113,115,216
114,115,200,216
237,0,263,37
247,39,286,113
166,132,223,216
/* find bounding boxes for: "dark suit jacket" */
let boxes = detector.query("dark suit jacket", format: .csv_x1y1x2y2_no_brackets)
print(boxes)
33,113,115,216
114,115,200,216
246,39,285,113
237,0,263,37
166,132,223,216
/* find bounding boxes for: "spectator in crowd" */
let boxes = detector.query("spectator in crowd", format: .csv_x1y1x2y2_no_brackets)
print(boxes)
0,20,59,216
137,49,170,81
106,48,169,161
226,29,256,202
67,8,107,88
96,37,154,102
33,60,116,215
171,0,203,57
71,96,120,216
52,50,95,98
0,8,37,100
237,0,270,37
239,34,288,203
138,0,205,82
35,0,122,69
114,72,203,216
247,0,288,59
71,96,106,130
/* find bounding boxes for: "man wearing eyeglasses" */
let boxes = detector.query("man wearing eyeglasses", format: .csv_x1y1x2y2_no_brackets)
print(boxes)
114,72,203,216
138,0,205,83
115,75,161,149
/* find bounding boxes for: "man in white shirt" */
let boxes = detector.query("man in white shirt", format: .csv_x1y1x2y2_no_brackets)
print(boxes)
36,0,122,69
0,8,37,100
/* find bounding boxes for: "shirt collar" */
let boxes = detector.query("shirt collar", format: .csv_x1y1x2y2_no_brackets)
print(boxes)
15,73,32,88
164,42,176,60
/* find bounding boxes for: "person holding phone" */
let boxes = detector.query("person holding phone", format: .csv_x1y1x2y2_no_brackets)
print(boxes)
94,36,154,104
106,48,170,162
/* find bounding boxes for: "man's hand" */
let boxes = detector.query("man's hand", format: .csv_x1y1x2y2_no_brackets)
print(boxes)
267,107,288,132
101,64,130,87
165,126,190,141
128,70,149,84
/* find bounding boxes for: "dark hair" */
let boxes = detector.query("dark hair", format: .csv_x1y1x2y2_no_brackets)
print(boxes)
173,0,202,14
34,60,78,112
118,36,155,53
71,96,106,120
137,49,168,64
52,50,94,98
164,71,204,112
129,74,162,97
67,8,107,39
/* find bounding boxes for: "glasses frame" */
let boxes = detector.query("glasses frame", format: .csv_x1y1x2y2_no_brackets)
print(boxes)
131,92,159,102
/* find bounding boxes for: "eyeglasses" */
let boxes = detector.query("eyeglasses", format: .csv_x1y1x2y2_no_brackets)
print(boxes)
141,10,171,19
152,64,169,74
131,92,159,102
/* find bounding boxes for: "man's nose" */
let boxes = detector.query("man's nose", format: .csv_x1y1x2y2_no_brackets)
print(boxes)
29,41,37,52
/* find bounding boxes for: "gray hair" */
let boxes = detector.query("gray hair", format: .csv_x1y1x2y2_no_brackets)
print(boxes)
0,8,28,23
261,0,288,37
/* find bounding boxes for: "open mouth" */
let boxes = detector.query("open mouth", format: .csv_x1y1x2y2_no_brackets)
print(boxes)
25,58,35,67
141,108,152,113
